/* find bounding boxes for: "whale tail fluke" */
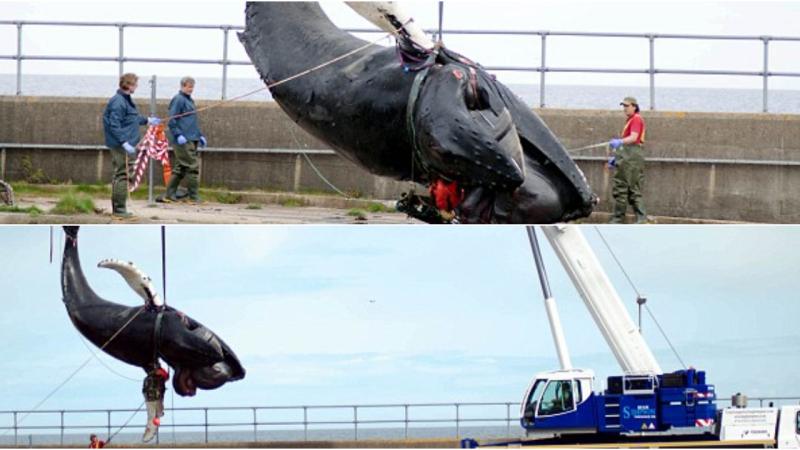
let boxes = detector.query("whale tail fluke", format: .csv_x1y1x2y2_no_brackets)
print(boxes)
63,226,79,239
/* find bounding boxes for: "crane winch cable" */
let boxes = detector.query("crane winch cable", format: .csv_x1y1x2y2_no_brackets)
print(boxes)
593,227,688,370
161,226,167,308
105,400,146,444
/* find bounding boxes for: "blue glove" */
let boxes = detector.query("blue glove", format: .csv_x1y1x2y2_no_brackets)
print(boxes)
199,136,207,148
607,156,616,169
610,138,624,149
122,142,136,154
176,135,188,146
148,117,161,126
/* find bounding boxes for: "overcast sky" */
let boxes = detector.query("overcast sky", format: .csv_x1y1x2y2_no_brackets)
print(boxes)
0,1,799,90
1,225,798,430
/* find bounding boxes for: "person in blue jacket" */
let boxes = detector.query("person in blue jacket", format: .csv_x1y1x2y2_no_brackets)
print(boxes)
165,76,208,205
102,73,160,220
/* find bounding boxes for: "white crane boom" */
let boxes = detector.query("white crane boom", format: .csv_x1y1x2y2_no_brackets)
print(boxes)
541,226,662,375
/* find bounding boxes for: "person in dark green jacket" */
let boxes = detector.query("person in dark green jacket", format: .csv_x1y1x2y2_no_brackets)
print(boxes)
103,73,160,220
165,76,208,205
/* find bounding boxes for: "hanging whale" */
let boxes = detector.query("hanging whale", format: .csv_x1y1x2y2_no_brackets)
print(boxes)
60,226,245,396
238,2,596,223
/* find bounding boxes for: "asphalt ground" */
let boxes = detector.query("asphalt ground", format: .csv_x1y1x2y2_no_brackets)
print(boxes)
0,190,746,225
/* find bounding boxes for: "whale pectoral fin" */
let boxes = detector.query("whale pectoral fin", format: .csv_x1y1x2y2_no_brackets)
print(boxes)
97,259,162,307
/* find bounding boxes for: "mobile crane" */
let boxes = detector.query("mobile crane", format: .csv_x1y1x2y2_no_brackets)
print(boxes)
490,226,800,448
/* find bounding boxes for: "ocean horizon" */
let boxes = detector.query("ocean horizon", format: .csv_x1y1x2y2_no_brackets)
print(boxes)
2,73,799,115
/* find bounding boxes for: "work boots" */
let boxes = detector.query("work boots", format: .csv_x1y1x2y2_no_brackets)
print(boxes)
186,177,208,205
633,202,649,224
162,174,184,204
609,201,626,224
111,190,137,221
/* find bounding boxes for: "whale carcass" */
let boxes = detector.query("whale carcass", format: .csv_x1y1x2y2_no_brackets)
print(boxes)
60,226,245,397
238,2,596,223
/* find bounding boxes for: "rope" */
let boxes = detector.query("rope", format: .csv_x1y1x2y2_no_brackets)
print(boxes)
285,123,351,198
77,335,140,382
593,227,688,371
161,30,398,123
644,304,688,370
300,153,351,198
2,306,148,436
568,142,610,153
124,153,135,216
106,400,146,444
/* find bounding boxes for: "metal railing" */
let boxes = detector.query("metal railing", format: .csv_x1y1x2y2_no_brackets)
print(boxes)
1,396,797,446
0,401,520,446
2,20,800,112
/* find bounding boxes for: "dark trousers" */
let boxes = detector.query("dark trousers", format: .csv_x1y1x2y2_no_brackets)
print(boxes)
109,146,132,214
612,145,648,221
166,142,201,199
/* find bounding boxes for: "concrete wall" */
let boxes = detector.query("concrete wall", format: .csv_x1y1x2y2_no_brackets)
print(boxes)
2,96,800,222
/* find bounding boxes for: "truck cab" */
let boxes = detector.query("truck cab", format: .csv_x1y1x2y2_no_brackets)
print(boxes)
521,369,598,435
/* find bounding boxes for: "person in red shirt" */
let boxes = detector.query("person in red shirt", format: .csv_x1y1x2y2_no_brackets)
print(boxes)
88,434,105,449
608,96,649,224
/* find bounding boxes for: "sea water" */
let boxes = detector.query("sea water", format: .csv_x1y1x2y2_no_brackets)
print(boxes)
2,73,799,114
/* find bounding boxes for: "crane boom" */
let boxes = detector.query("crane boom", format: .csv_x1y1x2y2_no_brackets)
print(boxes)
541,226,662,374
526,227,572,371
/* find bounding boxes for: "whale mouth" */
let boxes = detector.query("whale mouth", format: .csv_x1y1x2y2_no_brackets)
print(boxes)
173,362,237,397
174,367,197,397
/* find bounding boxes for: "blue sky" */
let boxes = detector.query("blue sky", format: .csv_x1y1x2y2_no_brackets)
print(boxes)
0,1,799,89
1,224,799,422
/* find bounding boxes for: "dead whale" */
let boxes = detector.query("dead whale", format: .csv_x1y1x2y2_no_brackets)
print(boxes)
239,2,595,223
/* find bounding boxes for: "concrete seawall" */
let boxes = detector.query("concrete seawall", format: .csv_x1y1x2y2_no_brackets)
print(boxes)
2,96,800,222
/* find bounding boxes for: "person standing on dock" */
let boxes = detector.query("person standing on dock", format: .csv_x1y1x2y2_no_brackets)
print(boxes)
165,76,208,205
608,96,649,224
102,73,160,221
88,434,105,448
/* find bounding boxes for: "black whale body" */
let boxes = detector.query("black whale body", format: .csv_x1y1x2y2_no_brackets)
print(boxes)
60,226,245,396
239,2,595,223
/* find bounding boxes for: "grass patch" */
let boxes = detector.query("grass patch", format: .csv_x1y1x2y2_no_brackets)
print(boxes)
217,192,242,204
366,202,389,213
74,184,111,195
346,209,366,220
0,205,43,217
20,156,56,184
280,197,305,207
246,203,262,210
50,192,96,215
